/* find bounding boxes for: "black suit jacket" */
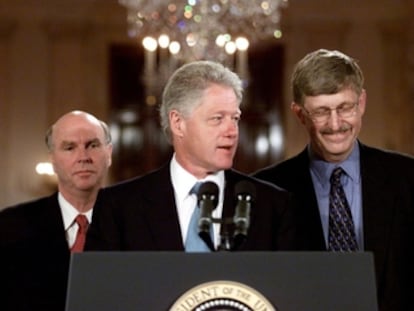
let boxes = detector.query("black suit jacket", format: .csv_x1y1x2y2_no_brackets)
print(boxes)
87,164,295,251
0,193,70,311
253,142,414,311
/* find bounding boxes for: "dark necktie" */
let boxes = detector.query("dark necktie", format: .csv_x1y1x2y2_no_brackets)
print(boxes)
328,167,358,251
185,182,212,252
71,214,89,253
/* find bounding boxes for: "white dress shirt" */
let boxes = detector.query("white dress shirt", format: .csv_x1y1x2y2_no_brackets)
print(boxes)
58,193,92,248
170,154,224,249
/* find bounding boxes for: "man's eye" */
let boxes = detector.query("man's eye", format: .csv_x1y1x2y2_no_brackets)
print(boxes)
86,140,102,149
313,109,330,117
62,145,74,151
209,116,223,124
338,103,354,112
233,115,241,123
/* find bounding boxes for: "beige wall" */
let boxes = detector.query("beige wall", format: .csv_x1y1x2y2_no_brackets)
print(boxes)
281,0,414,157
0,0,128,207
0,0,413,208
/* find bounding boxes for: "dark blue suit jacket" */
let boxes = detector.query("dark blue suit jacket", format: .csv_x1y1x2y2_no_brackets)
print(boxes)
0,193,70,311
86,164,295,251
253,142,414,311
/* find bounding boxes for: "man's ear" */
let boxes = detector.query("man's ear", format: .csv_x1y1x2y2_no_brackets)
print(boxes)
106,143,113,167
169,110,184,138
358,89,367,117
291,102,306,125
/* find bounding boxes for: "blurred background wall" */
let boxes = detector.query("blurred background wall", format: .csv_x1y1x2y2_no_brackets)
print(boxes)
0,0,413,209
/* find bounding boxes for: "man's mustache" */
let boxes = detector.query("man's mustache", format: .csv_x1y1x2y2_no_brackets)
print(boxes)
320,124,351,135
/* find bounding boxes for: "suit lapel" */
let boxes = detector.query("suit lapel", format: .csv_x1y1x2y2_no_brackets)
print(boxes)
359,144,395,275
35,194,70,252
293,150,327,250
141,165,184,250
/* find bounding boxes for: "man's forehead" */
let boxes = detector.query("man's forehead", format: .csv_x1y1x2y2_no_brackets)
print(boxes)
54,125,103,143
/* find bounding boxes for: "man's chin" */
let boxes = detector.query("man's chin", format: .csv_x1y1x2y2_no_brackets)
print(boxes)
322,146,352,161
75,180,98,191
210,160,233,172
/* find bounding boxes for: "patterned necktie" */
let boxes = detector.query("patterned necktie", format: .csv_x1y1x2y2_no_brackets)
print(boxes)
71,214,89,253
328,167,358,251
185,182,213,252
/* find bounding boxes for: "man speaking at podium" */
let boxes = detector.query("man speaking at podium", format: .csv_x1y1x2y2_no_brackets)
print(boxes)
87,60,295,252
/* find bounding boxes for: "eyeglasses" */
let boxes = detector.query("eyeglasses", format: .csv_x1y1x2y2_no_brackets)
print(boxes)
302,102,359,123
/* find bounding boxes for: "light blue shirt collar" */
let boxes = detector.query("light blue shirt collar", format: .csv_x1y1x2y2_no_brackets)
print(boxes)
309,141,361,186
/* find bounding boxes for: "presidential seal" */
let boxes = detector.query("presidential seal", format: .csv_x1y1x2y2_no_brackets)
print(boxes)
169,280,276,311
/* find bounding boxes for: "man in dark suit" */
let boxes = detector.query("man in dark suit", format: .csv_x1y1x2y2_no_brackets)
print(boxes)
253,49,414,311
0,111,113,311
87,60,295,252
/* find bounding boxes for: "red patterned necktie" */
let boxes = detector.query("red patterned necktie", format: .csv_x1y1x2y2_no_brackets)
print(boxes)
328,167,359,251
71,214,89,253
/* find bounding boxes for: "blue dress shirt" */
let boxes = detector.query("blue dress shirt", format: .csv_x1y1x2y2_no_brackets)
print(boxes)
309,142,364,250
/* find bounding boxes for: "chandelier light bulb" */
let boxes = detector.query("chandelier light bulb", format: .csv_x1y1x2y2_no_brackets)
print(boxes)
186,33,198,47
142,36,158,51
235,37,249,51
273,29,283,39
215,34,227,47
261,1,270,11
169,41,181,55
158,34,170,49
225,41,237,55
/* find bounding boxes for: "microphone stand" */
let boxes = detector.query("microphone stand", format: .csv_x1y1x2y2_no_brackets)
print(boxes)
197,181,253,252
212,217,233,251
211,216,247,252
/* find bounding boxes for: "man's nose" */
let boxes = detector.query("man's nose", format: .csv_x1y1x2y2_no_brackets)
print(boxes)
224,118,238,136
77,148,92,162
327,110,342,129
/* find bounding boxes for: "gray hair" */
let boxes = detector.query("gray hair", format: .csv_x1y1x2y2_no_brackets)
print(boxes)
292,49,364,106
160,60,243,143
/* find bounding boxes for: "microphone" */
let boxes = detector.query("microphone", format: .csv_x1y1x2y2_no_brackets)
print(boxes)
233,180,256,244
197,181,219,250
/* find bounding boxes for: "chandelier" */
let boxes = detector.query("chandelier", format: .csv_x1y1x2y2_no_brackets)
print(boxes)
119,0,288,62
117,0,288,107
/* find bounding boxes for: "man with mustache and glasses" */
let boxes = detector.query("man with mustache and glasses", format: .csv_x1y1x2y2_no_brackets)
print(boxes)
253,49,414,311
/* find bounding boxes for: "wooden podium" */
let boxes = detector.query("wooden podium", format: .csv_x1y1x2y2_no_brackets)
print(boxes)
65,251,378,311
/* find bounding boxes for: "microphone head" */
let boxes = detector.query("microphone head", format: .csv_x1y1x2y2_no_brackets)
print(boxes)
197,181,219,205
235,180,256,201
